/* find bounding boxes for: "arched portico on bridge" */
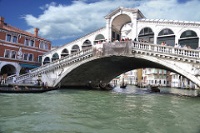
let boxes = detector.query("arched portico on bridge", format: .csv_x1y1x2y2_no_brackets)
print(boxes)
157,28,175,46
52,53,59,62
179,30,199,49
61,48,69,58
138,27,154,43
94,34,105,44
71,45,80,54
82,39,92,50
43,57,50,65
110,13,132,42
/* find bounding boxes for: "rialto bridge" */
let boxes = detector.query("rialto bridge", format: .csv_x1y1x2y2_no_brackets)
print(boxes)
7,7,200,88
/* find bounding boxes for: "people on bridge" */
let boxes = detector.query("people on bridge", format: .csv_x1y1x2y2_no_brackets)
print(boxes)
94,41,103,57
174,43,181,48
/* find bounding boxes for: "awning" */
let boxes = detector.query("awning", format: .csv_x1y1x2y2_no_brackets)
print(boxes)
20,63,39,68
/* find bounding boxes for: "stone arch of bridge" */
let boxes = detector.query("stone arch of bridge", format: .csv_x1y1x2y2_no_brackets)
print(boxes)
53,55,200,88
138,27,154,43
94,34,105,44
71,45,80,54
43,57,50,65
110,14,132,42
179,30,199,49
157,28,175,46
61,48,69,58
82,39,92,50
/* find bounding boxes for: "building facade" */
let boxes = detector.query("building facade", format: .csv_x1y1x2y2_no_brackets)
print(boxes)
0,17,51,78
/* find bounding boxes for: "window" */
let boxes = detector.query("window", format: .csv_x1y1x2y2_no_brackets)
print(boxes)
28,54,33,61
11,51,16,59
6,34,11,42
24,39,29,46
23,53,34,61
30,40,34,47
12,36,17,43
39,41,49,50
38,55,42,63
139,27,153,35
45,43,49,50
23,53,28,60
39,41,44,49
158,28,174,36
4,49,10,58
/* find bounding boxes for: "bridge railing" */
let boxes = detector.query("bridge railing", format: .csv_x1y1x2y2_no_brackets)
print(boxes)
103,41,132,56
132,41,200,58
15,48,93,82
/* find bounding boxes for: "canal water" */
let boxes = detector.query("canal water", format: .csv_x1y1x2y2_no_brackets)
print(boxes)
0,86,200,133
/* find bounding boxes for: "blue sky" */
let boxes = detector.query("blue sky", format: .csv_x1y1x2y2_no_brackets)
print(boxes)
0,0,199,46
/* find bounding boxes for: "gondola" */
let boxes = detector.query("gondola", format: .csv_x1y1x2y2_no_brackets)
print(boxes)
148,85,160,92
120,78,127,89
0,86,57,93
99,83,113,90
120,84,127,89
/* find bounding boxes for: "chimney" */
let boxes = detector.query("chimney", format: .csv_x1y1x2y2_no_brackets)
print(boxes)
34,28,39,37
0,17,5,28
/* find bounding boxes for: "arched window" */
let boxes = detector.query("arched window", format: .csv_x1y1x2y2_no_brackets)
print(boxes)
0,64,16,76
179,30,199,49
52,53,59,62
94,34,105,44
158,28,174,36
71,45,80,54
180,30,197,38
61,49,69,58
82,40,92,50
43,57,50,65
138,27,154,43
139,27,153,35
157,28,175,46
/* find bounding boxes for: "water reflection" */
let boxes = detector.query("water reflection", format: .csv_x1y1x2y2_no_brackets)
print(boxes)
113,85,199,97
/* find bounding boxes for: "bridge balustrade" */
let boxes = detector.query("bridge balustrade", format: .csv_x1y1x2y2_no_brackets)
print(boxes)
14,48,94,83
132,41,200,58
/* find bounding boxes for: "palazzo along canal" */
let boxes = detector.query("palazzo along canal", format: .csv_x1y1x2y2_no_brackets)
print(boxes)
0,86,200,133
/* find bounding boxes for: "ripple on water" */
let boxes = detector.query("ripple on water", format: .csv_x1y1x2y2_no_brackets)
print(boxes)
0,86,200,133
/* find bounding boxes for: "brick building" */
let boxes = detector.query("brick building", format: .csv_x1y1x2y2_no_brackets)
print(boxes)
0,17,51,78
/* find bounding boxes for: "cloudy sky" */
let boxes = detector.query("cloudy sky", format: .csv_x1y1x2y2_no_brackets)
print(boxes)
0,0,199,46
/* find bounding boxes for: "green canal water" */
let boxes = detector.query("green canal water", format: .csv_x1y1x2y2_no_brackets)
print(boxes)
0,86,200,133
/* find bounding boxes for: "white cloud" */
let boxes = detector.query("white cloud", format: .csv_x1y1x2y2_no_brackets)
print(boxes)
24,0,200,44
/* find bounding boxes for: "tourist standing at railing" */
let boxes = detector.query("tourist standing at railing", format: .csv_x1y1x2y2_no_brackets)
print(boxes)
183,45,188,49
174,43,181,48
1,74,6,84
94,41,103,56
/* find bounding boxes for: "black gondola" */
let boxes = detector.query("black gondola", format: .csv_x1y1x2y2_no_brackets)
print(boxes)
0,86,57,93
120,78,127,89
148,85,160,92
